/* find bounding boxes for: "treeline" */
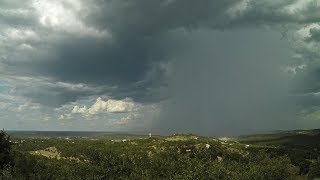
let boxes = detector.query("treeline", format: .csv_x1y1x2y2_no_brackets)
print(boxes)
0,132,320,179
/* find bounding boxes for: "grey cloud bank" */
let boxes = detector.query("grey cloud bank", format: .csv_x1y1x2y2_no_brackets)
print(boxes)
1,0,320,135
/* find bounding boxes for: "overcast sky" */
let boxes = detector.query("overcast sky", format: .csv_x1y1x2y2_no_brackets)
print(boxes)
1,0,320,135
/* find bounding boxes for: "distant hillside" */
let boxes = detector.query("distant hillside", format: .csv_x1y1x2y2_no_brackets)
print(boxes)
237,129,320,147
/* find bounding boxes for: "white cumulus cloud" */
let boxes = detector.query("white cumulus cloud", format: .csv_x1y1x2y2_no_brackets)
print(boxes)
32,0,110,38
71,97,137,115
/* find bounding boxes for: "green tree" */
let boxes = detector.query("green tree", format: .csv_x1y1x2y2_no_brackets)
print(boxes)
308,158,320,179
0,130,13,174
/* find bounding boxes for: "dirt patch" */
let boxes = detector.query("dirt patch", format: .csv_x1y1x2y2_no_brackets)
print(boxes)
30,147,60,159
30,147,80,162
165,135,198,141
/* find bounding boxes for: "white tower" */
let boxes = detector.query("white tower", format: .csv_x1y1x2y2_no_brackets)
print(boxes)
149,133,152,138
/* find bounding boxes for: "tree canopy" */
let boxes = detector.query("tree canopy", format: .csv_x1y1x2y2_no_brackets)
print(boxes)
0,130,13,173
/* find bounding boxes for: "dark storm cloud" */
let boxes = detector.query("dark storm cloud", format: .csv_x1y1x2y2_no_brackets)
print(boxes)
6,0,241,105
1,0,297,106
87,0,237,33
3,0,320,134
3,0,320,106
12,35,170,105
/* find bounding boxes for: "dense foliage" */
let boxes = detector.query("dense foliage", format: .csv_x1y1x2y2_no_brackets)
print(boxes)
308,158,320,179
0,130,13,174
1,131,320,179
